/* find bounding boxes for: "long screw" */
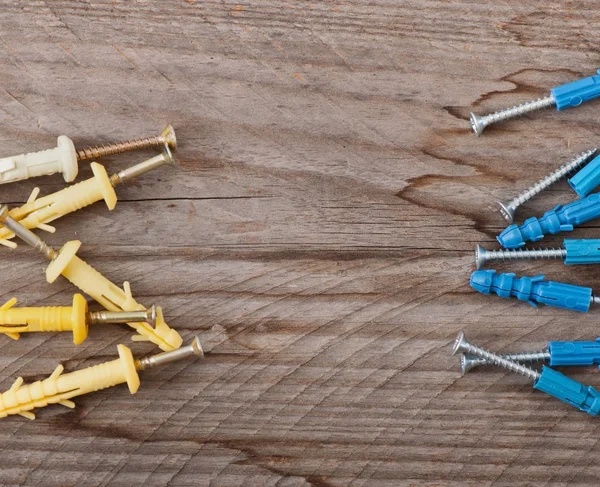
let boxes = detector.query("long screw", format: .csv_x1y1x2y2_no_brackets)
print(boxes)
76,124,177,161
452,331,540,380
475,244,566,270
136,336,204,370
460,350,550,375
497,149,597,223
470,95,555,136
0,206,57,260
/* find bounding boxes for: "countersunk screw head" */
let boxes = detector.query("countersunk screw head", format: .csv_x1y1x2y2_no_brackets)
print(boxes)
475,244,487,270
145,305,157,327
0,205,8,223
452,330,469,356
161,124,177,151
190,336,204,358
460,354,479,375
497,201,515,223
469,113,486,136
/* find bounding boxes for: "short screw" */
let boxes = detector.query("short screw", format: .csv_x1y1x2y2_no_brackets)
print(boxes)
109,145,176,186
470,95,555,136
452,331,540,380
136,336,204,371
76,124,177,161
475,244,566,270
498,149,597,223
460,350,550,375
88,305,157,327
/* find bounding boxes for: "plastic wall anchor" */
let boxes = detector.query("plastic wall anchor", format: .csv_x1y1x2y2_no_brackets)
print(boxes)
568,154,600,198
0,294,88,344
0,344,139,419
497,194,600,248
469,270,592,312
0,136,78,185
551,69,600,110
563,239,600,265
548,339,600,367
534,366,600,416
0,162,117,247
44,240,183,352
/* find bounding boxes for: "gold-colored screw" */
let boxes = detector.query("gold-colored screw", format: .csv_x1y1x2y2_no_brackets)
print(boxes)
76,124,177,161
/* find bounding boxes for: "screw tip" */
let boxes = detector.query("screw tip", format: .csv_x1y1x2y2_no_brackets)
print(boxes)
161,124,177,151
475,244,487,270
469,112,486,136
452,330,468,356
497,201,515,223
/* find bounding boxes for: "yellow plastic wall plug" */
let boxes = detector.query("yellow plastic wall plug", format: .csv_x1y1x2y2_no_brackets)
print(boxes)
0,207,183,352
0,294,157,344
0,336,203,420
0,124,176,186
0,146,176,249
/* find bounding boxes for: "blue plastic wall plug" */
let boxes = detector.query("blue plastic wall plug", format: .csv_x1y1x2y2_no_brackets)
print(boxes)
470,270,593,312
453,331,600,417
497,193,600,248
569,154,600,198
534,366,600,416
551,70,600,110
475,239,600,269
470,69,600,136
548,339,600,367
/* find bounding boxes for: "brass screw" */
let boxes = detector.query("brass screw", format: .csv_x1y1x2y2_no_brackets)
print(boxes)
76,124,177,161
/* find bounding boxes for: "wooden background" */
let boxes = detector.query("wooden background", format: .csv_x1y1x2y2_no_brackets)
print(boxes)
2,1,600,485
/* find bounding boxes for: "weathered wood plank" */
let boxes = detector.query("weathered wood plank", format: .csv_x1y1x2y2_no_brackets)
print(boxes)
2,1,600,486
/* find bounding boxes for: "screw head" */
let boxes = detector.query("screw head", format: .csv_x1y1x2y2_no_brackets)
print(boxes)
475,244,487,270
162,144,177,167
460,354,480,375
190,336,204,358
452,330,470,356
145,305,158,327
161,124,177,151
0,205,8,224
469,112,486,136
497,201,515,223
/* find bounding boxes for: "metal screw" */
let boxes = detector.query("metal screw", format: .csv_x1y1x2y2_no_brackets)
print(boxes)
452,331,540,381
475,244,566,270
88,305,157,327
136,336,204,371
470,95,555,136
498,149,597,223
460,350,550,375
109,145,176,187
0,206,57,260
76,124,177,161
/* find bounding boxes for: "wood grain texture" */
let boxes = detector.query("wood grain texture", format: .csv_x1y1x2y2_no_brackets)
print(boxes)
2,1,600,485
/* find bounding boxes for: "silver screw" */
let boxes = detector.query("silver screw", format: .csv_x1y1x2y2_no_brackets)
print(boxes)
452,331,540,381
88,305,157,327
0,206,57,260
470,95,555,136
475,244,566,270
76,124,177,161
498,149,597,223
136,336,204,370
460,350,550,375
109,145,176,187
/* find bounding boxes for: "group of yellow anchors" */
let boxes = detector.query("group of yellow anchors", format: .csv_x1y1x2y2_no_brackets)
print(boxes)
0,126,204,419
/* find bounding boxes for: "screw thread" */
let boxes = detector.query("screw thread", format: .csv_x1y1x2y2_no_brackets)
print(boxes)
485,247,566,263
77,136,165,161
467,350,550,371
461,342,541,381
501,149,596,220
482,94,555,126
